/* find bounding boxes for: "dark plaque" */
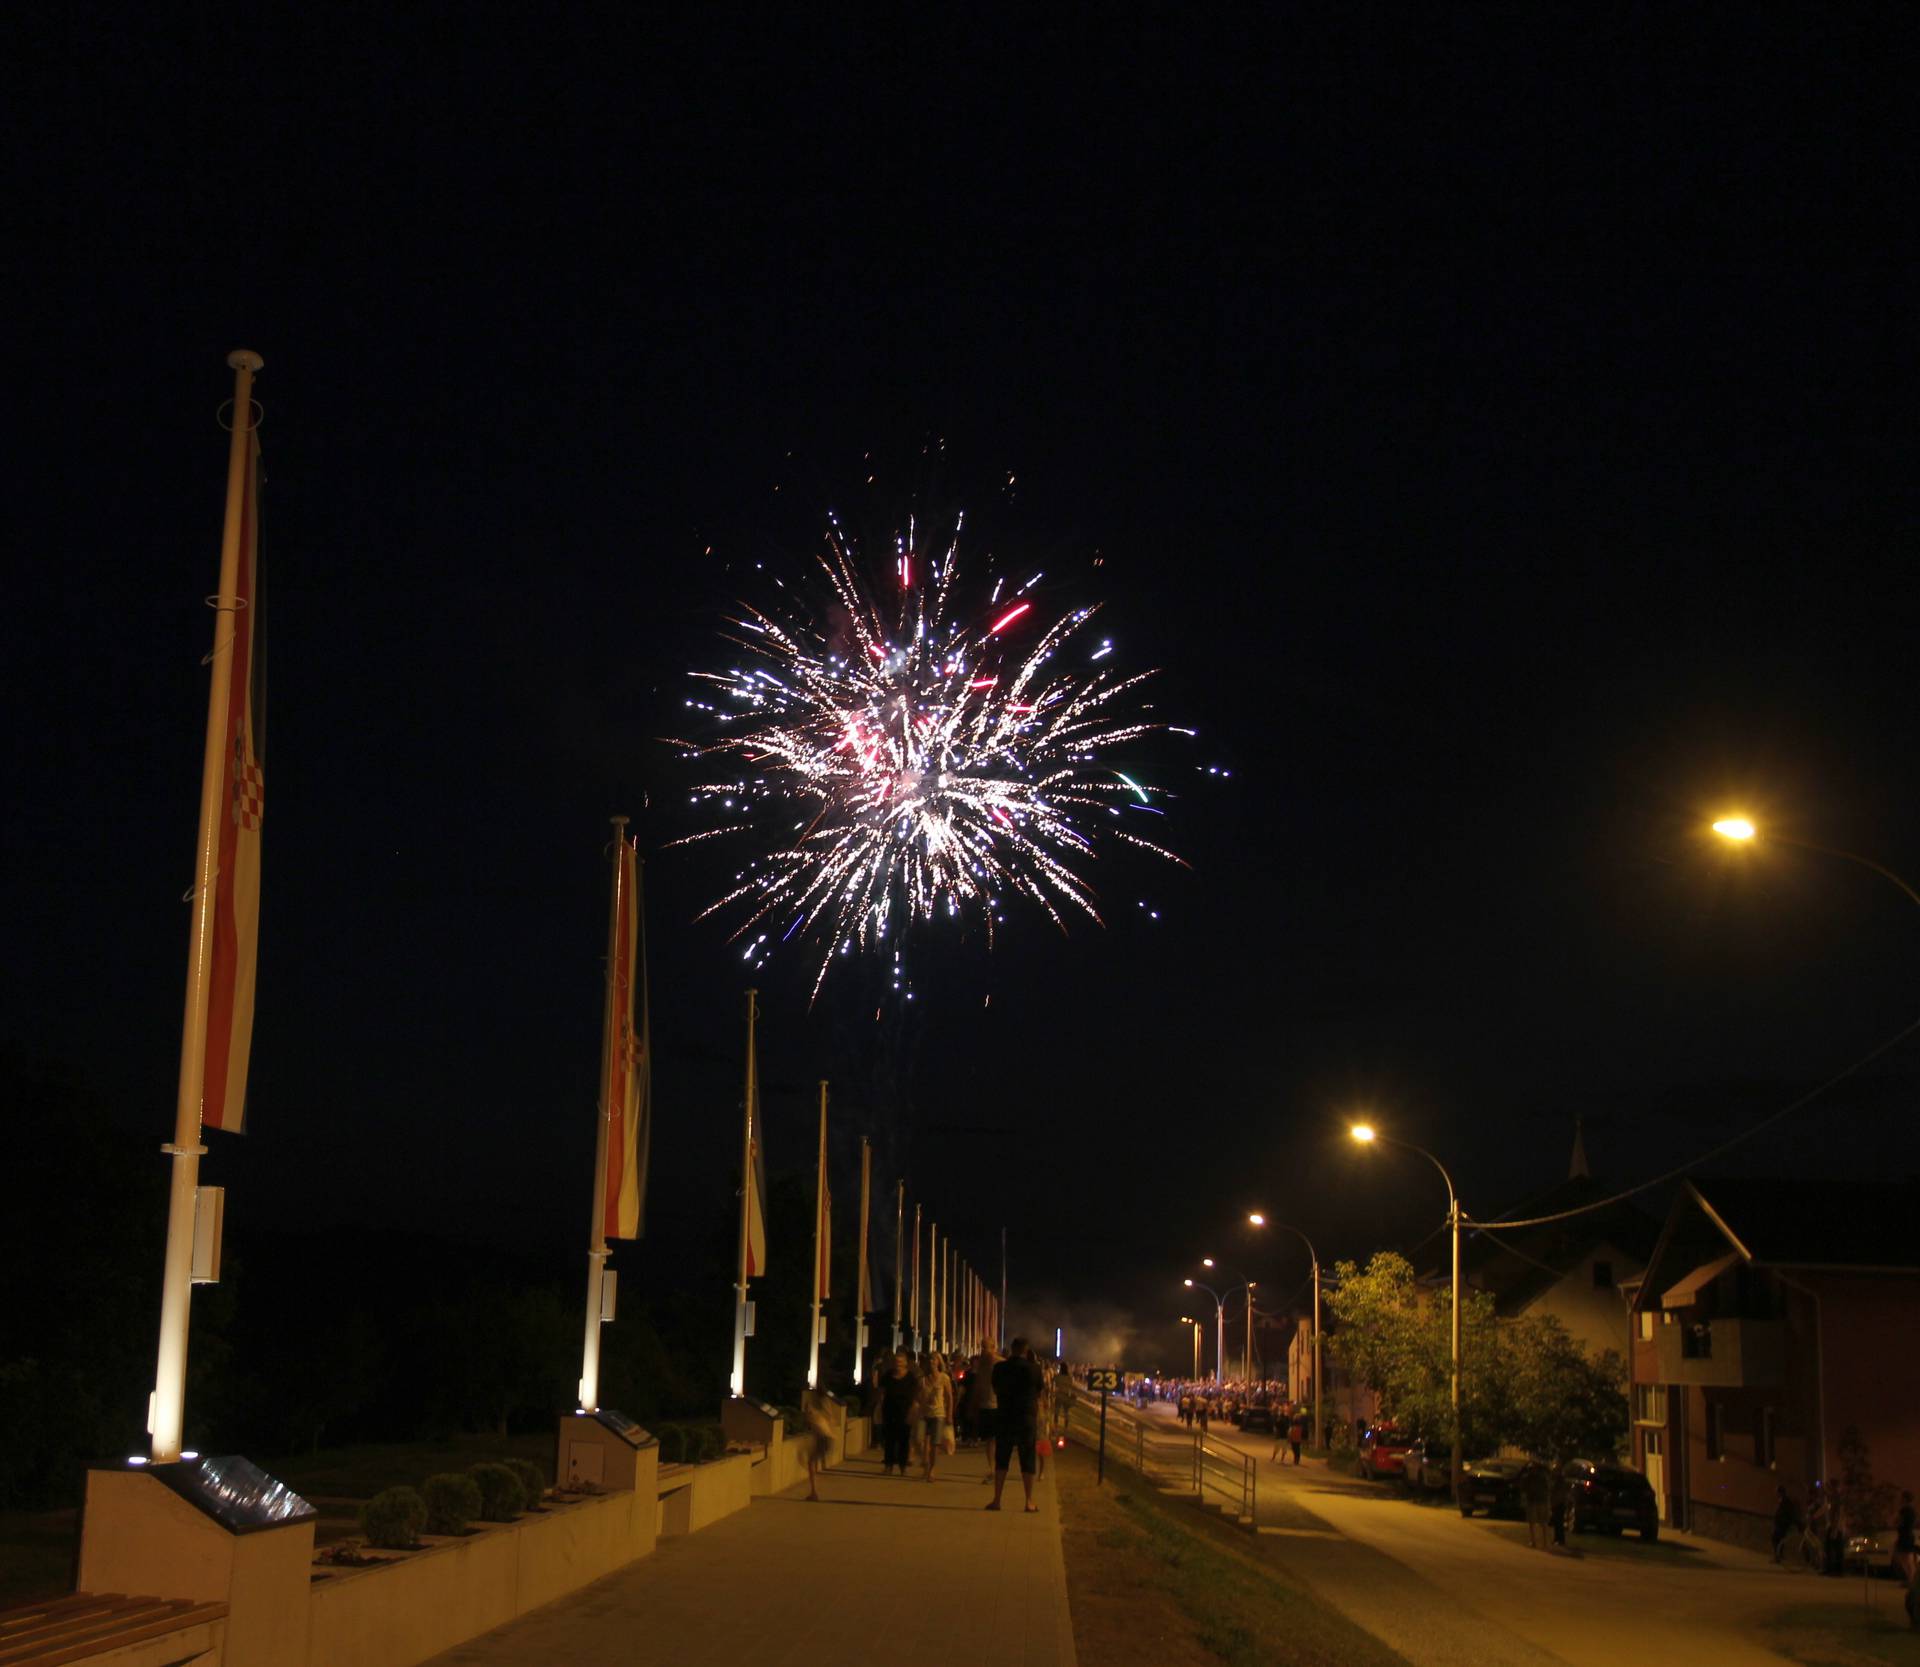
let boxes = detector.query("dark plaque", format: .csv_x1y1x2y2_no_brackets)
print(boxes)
147,1454,318,1534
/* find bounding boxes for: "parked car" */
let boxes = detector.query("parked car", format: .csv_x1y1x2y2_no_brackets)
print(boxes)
1238,1402,1276,1435
1845,1528,1899,1576
1560,1458,1659,1541
1402,1437,1455,1495
1458,1457,1529,1517
1355,1425,1412,1480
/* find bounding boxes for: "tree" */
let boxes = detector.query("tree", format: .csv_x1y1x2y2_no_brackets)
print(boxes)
1327,1251,1625,1458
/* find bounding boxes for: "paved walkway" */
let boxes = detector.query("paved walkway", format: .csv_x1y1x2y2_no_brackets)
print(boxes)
421,1438,1075,1666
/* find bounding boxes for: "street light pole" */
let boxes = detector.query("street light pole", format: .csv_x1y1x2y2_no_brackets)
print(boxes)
1350,1125,1464,1482
1183,1277,1228,1386
1179,1316,1202,1378
1249,1214,1324,1451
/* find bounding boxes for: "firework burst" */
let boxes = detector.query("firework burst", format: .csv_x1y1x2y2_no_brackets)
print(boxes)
672,514,1187,998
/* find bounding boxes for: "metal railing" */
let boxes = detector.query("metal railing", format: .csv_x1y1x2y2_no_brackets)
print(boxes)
1062,1390,1256,1525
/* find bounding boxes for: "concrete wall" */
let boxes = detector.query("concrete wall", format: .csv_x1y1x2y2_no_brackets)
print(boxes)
656,1450,753,1538
79,1470,314,1667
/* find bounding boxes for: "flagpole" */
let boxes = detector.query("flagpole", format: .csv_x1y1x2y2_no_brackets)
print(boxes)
891,1181,904,1353
730,989,757,1399
149,349,262,1464
910,1202,921,1353
807,1082,828,1390
854,1140,872,1385
1000,1226,1008,1351
577,817,629,1414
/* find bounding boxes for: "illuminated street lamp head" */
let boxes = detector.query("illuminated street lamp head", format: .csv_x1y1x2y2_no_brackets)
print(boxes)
1202,1257,1215,1268
1183,1278,1195,1288
1247,1212,1266,1227
1350,1123,1377,1144
1713,817,1756,841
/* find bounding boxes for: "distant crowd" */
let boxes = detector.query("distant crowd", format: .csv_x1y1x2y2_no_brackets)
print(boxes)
840,1340,1076,1512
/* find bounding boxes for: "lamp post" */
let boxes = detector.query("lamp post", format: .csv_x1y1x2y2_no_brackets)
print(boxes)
1248,1212,1322,1452
1201,1255,1259,1380
1182,1278,1230,1386
1351,1123,1464,1481
1179,1316,1203,1379
1711,817,1920,910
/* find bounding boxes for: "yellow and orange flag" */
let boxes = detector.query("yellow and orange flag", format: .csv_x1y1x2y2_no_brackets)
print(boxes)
202,429,264,1134
600,836,650,1239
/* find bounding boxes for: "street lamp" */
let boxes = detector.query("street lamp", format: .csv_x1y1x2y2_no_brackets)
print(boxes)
1711,816,1920,910
1178,1315,1203,1379
1249,1212,1322,1452
1183,1275,1243,1386
1350,1121,1465,1485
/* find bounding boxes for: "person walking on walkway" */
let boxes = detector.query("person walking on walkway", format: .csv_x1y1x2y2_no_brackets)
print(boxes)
969,1344,1001,1481
1895,1490,1917,1585
923,1353,956,1483
879,1351,917,1475
1772,1486,1800,1565
986,1338,1045,1514
1522,1461,1552,1550
800,1382,835,1502
1549,1464,1571,1550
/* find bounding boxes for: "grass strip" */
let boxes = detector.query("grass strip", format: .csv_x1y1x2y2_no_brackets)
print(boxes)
1055,1444,1410,1667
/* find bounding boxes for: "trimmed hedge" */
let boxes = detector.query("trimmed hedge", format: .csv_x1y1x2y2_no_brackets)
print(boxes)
505,1458,545,1509
690,1423,724,1463
469,1461,526,1520
422,1472,481,1536
360,1485,427,1549
654,1423,687,1465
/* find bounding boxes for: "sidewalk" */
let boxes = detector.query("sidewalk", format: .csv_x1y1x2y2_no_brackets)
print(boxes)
420,1438,1076,1666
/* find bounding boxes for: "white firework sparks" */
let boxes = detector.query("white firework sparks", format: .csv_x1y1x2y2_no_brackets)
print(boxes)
673,516,1186,997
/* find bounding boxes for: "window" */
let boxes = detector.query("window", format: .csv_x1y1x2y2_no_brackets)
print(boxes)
1634,1384,1665,1425
1593,1259,1614,1289
1639,1310,1655,1341
1706,1402,1725,1461
1758,1407,1777,1468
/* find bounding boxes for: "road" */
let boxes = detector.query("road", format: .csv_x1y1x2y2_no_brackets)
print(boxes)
1142,1404,1898,1666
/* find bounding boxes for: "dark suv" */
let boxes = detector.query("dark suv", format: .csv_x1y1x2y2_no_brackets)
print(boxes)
1561,1458,1659,1541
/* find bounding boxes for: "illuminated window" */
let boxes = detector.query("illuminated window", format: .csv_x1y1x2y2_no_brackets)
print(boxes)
1639,1311,1654,1341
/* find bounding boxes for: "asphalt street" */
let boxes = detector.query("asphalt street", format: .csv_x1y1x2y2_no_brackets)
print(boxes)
1144,1404,1900,1667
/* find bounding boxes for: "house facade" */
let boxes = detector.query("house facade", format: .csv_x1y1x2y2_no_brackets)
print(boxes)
1626,1176,1920,1552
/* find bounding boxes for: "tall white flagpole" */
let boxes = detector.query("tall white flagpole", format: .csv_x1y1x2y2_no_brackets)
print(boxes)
149,349,262,1464
910,1202,921,1352
854,1140,871,1385
1000,1226,1008,1351
806,1081,827,1389
578,816,628,1413
891,1181,904,1352
730,989,757,1399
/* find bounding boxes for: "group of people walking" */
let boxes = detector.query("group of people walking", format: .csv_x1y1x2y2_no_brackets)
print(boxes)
866,1339,1074,1511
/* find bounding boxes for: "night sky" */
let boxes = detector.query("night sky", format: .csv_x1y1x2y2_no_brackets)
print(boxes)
11,10,1920,1369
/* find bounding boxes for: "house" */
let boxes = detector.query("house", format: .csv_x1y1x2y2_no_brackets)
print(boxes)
1424,1126,1659,1361
1284,1310,1375,1436
1625,1176,1920,1552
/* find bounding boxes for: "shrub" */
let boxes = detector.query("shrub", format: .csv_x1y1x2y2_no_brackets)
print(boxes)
654,1423,686,1465
469,1461,526,1520
506,1458,545,1509
360,1486,427,1549
422,1472,481,1535
691,1423,725,1463
774,1404,804,1437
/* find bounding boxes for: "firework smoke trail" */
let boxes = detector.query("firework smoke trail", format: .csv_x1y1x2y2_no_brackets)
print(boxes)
672,517,1187,998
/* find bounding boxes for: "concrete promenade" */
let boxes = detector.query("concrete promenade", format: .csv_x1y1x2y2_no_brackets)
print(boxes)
420,1437,1076,1666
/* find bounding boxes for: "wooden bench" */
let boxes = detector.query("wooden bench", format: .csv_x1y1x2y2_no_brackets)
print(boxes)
0,1593,229,1666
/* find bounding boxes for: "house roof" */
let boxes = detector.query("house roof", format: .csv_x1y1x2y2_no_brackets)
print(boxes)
1661,1251,1741,1308
1416,1175,1661,1315
1687,1176,1920,1270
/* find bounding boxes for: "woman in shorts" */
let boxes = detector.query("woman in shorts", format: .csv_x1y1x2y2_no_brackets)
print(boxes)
922,1352,956,1482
